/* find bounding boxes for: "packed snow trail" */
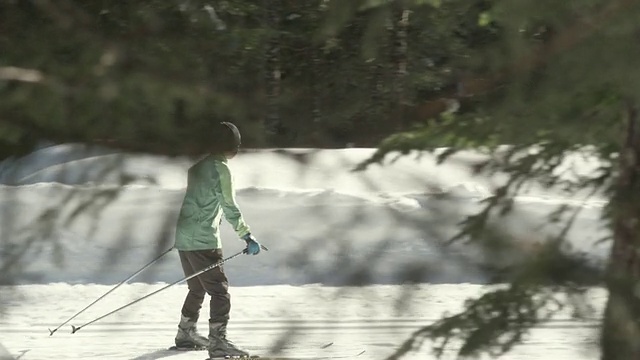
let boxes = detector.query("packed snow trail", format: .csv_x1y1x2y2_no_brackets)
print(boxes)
1,284,604,360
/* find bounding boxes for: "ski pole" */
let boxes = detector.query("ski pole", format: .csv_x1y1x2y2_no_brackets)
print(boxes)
70,249,246,334
48,247,173,336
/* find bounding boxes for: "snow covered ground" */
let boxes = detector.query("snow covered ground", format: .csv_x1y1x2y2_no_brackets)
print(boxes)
0,283,606,360
0,144,611,359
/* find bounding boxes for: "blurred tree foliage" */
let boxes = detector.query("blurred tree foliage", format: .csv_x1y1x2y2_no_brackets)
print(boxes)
6,0,639,359
0,0,493,156
358,0,640,359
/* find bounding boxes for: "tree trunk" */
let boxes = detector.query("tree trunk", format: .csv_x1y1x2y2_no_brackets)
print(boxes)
391,6,410,132
601,100,640,359
264,0,282,144
310,45,322,146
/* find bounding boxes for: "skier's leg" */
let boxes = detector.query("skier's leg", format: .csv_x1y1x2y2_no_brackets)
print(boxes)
187,249,249,357
179,250,207,320
174,251,208,348
201,249,231,323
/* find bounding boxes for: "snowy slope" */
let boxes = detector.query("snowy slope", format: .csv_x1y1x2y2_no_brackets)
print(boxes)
0,145,610,359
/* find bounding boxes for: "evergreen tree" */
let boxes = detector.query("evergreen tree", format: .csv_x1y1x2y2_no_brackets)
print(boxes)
0,0,488,152
359,0,640,359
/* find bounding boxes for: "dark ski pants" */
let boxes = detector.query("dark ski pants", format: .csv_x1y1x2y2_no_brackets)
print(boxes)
178,249,230,324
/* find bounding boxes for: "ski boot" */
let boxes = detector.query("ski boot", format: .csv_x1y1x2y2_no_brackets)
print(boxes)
208,322,250,358
174,315,208,350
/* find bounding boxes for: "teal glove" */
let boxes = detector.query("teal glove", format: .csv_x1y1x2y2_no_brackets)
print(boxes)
242,233,261,255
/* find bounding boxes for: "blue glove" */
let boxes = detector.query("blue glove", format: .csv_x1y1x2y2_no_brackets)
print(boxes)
242,233,261,255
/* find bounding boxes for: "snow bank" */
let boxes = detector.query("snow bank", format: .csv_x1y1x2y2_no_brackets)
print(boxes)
0,144,609,286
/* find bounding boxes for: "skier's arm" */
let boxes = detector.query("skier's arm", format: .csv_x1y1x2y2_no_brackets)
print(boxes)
214,162,251,238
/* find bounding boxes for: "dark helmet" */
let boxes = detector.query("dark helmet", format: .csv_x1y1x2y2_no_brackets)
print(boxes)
215,121,241,153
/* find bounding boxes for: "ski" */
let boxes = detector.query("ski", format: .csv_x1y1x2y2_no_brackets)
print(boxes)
196,341,365,359
207,357,301,360
168,345,207,351
207,355,363,360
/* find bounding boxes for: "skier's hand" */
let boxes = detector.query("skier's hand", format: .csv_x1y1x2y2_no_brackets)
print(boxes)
242,233,261,255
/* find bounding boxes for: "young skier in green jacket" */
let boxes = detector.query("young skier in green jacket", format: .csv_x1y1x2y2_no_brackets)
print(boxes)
173,121,262,358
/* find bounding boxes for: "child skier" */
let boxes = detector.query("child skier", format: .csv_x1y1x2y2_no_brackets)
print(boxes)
173,121,262,358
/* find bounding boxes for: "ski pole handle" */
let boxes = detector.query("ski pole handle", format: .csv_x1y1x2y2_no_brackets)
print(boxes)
242,243,269,254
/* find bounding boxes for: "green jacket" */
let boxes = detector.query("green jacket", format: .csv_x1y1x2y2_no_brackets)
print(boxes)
174,154,250,251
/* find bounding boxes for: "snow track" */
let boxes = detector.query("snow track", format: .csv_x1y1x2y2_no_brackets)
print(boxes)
2,317,601,360
1,284,605,360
